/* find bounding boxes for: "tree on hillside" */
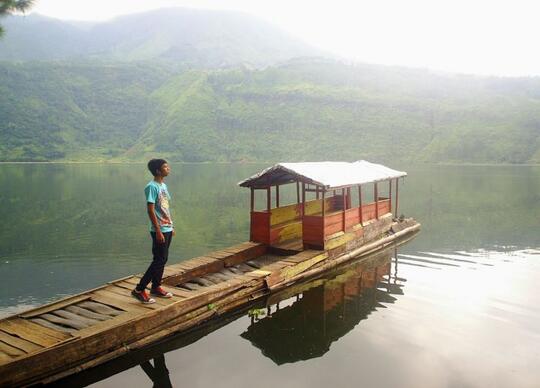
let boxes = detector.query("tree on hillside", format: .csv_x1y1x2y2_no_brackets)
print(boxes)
0,0,34,37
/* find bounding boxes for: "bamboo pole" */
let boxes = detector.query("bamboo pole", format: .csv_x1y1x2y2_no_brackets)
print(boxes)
389,179,392,214
301,182,306,217
395,178,399,216
374,182,379,219
342,188,346,231
358,185,363,226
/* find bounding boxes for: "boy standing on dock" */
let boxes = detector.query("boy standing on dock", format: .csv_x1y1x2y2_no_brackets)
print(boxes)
132,159,174,303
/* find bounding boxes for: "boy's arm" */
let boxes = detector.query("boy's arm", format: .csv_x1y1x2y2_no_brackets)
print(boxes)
147,203,165,243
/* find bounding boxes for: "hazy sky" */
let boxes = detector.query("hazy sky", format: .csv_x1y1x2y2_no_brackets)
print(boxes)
29,0,540,77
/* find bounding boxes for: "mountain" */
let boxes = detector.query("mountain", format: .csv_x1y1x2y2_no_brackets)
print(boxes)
0,9,319,66
0,8,539,164
1,59,539,163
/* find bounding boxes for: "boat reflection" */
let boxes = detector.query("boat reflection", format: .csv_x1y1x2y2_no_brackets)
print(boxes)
241,246,401,364
52,243,409,387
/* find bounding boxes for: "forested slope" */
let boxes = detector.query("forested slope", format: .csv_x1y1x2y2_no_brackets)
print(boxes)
1,60,539,163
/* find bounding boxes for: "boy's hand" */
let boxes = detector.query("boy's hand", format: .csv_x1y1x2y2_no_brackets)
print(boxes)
156,230,165,243
172,229,176,237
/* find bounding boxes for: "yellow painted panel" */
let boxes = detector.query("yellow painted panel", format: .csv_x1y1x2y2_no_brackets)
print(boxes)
325,230,356,250
277,221,302,242
270,203,301,226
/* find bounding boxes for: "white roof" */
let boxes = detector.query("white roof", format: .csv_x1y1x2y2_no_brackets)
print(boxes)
238,161,407,189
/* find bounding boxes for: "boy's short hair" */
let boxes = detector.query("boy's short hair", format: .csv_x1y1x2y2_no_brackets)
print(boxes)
147,159,168,176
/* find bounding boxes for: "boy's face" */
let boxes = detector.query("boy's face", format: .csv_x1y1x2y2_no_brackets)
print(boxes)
159,163,170,177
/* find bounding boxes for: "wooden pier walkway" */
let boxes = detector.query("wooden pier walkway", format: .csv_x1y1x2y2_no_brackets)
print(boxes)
0,240,328,386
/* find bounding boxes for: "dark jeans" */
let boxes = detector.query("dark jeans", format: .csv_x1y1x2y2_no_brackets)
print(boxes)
136,231,173,291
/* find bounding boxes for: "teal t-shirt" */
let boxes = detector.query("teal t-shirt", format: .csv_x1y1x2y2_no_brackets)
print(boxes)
145,180,174,233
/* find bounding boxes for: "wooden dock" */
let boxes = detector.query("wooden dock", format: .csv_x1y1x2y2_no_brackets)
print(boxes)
0,217,419,387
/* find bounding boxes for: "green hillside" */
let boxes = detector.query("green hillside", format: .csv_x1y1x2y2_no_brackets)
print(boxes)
1,60,539,164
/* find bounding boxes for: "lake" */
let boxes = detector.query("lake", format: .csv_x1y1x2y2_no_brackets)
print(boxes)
1,163,539,387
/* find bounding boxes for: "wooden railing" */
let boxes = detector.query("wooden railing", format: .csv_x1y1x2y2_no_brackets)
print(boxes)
302,198,391,248
250,196,345,245
251,196,391,247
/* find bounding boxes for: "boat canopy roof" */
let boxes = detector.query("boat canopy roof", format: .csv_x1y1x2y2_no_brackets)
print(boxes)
238,161,407,190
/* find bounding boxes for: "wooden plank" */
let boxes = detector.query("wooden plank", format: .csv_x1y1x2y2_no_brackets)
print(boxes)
18,294,92,319
0,352,12,364
0,319,70,347
266,252,328,288
170,288,194,298
78,301,122,317
29,318,75,334
90,291,156,313
183,282,206,291
162,259,224,287
270,203,301,226
40,314,88,330
217,270,236,280
75,311,141,338
190,277,215,287
250,212,270,244
98,288,167,308
222,244,267,267
237,263,254,272
0,277,265,386
114,281,186,299
0,331,43,354
0,340,25,358
64,306,110,322
213,272,232,281
52,310,99,327
105,285,171,307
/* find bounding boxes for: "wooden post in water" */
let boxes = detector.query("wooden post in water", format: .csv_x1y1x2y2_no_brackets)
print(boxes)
250,187,254,241
301,182,306,217
374,182,379,219
296,181,300,204
321,189,326,218
389,179,392,215
267,186,271,212
316,186,320,200
342,188,346,231
321,189,326,242
358,185,363,226
276,185,280,208
395,178,399,216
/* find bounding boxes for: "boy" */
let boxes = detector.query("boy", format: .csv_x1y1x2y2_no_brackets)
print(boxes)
132,159,174,303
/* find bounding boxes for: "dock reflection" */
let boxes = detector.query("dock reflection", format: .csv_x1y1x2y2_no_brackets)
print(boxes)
241,247,401,364
52,244,407,387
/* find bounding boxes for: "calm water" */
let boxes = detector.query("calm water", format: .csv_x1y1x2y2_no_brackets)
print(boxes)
1,164,539,387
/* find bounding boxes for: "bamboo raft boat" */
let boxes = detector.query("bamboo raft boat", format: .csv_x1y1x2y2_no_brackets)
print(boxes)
56,241,411,387
0,161,420,386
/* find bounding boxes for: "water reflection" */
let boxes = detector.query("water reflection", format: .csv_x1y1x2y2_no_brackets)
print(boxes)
241,247,398,364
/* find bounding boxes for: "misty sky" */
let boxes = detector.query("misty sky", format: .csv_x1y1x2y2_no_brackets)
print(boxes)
29,0,540,77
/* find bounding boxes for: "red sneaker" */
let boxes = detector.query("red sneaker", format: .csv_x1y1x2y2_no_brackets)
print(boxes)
150,286,173,298
131,289,156,304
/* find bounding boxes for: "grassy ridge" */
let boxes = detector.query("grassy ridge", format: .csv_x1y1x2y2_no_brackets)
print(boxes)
1,60,539,163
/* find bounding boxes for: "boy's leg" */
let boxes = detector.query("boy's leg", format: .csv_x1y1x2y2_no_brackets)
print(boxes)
151,232,172,289
136,232,166,291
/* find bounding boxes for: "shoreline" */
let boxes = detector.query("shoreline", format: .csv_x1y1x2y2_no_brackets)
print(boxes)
1,161,539,167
